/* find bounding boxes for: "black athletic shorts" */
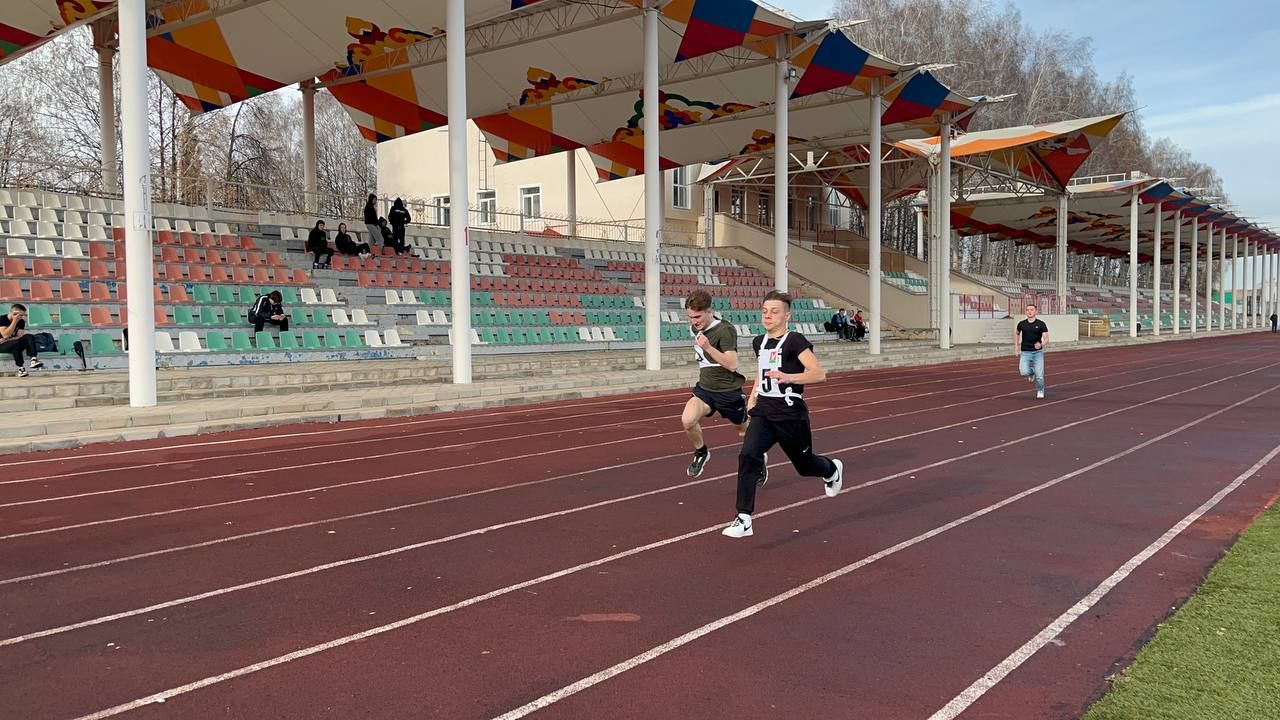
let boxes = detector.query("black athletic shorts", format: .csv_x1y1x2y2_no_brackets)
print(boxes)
692,386,748,426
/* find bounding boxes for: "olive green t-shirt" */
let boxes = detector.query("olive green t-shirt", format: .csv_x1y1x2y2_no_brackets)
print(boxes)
694,319,744,392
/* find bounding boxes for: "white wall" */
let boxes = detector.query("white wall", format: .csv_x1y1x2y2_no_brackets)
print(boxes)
376,122,706,229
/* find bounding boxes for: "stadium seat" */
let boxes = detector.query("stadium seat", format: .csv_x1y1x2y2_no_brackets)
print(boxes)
205,331,228,352
59,281,84,301
301,288,320,305
154,332,177,353
231,331,253,352
331,309,351,325
384,329,407,347
0,281,22,301
28,281,54,301
58,307,84,327
363,330,384,347
178,331,204,352
344,329,364,348
323,330,342,348
89,332,121,355
255,331,277,350
90,307,114,326
302,331,323,349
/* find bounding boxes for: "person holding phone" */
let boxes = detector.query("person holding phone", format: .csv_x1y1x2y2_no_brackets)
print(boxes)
0,304,43,378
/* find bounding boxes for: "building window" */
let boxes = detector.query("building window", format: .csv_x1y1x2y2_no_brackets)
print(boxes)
826,188,844,228
756,191,772,227
730,187,744,220
477,189,496,225
431,195,450,226
672,166,691,210
519,186,542,218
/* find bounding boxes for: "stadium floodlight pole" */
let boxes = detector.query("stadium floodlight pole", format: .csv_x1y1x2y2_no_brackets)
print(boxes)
95,38,117,193
1056,192,1068,314
301,81,317,214
118,0,155,407
868,78,883,353
938,117,953,350
774,44,790,293
642,2,661,371
1172,209,1181,334
566,151,578,238
1151,202,1161,336
1128,186,1139,338
446,0,472,383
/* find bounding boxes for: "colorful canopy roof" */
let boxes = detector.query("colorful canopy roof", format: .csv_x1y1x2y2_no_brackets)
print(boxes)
0,1,111,63
946,177,1276,261
896,113,1126,191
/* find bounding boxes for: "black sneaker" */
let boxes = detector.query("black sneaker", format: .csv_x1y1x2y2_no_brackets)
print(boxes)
687,447,710,478
16,366,27,378
757,452,769,487
28,359,43,369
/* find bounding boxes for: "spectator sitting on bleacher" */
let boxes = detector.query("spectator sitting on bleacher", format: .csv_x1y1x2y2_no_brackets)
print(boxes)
306,221,335,269
249,291,289,334
388,198,411,253
830,308,851,340
0,303,42,378
851,309,866,341
334,222,370,257
379,217,405,255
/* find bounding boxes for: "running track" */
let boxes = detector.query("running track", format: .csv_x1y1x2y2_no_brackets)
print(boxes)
3,334,1279,720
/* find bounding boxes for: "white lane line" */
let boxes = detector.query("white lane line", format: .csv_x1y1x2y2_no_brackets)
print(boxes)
0,350,1206,541
9,360,1271,650
8,357,1010,485
925,440,1280,720
488,384,1280,720
0,352,1158,584
67,374,1276,720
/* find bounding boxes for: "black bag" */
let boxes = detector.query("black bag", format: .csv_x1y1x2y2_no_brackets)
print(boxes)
31,331,57,354
823,321,834,332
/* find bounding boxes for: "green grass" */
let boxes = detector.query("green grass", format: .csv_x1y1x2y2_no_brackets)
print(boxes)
1083,503,1280,720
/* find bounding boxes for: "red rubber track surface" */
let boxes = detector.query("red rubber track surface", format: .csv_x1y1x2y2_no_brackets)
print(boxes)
3,335,1279,720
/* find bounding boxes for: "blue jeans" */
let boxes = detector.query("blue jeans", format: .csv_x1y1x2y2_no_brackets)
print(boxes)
1019,350,1045,393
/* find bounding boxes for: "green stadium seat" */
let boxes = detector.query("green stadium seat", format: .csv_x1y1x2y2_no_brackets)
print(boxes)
193,285,214,304
324,330,342,348
205,331,228,352
344,329,363,348
231,331,253,352
278,331,299,350
57,307,83,327
481,328,498,344
174,306,198,326
216,286,237,304
255,331,277,349
237,287,256,304
291,308,310,327
302,331,323,349
225,307,245,325
280,288,300,304
90,332,121,355
57,333,79,355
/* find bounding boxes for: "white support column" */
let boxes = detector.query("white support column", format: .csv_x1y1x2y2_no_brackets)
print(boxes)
1204,222,1213,331
1056,193,1068,314
926,169,940,331
118,0,155,407
939,119,953,349
642,5,661,371
1172,210,1181,334
915,207,924,260
1189,217,1197,333
1128,186,1139,337
566,150,578,238
446,0,472,384
1232,234,1240,329
96,43,118,193
1245,240,1253,327
1152,203,1161,336
867,79,883,354
774,50,790,293
301,81,317,214
1266,248,1273,323
1219,227,1227,331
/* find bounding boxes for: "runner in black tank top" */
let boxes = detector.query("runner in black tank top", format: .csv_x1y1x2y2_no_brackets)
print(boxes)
722,291,844,538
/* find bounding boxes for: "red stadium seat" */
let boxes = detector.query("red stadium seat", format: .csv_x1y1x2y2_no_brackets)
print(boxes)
90,306,114,326
28,281,54,300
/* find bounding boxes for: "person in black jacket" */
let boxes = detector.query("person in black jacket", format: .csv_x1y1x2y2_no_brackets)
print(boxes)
334,222,370,257
306,220,335,268
379,217,403,254
249,291,288,333
363,193,381,244
388,198,411,254
0,304,42,377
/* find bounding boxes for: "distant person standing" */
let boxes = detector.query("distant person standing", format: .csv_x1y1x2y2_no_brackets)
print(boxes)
388,198,411,254
1271,312,1277,333
1016,304,1048,399
363,194,381,243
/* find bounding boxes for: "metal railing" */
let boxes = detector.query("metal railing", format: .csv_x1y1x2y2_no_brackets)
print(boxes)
956,294,1003,319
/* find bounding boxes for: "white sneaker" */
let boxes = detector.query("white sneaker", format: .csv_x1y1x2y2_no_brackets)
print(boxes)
824,458,844,497
722,514,753,538
757,452,769,487
1025,373,1035,383
1036,390,1045,399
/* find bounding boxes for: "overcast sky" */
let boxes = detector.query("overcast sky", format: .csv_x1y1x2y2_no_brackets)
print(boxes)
775,0,1280,232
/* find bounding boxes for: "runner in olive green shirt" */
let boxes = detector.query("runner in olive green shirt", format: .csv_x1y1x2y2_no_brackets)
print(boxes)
681,290,749,478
